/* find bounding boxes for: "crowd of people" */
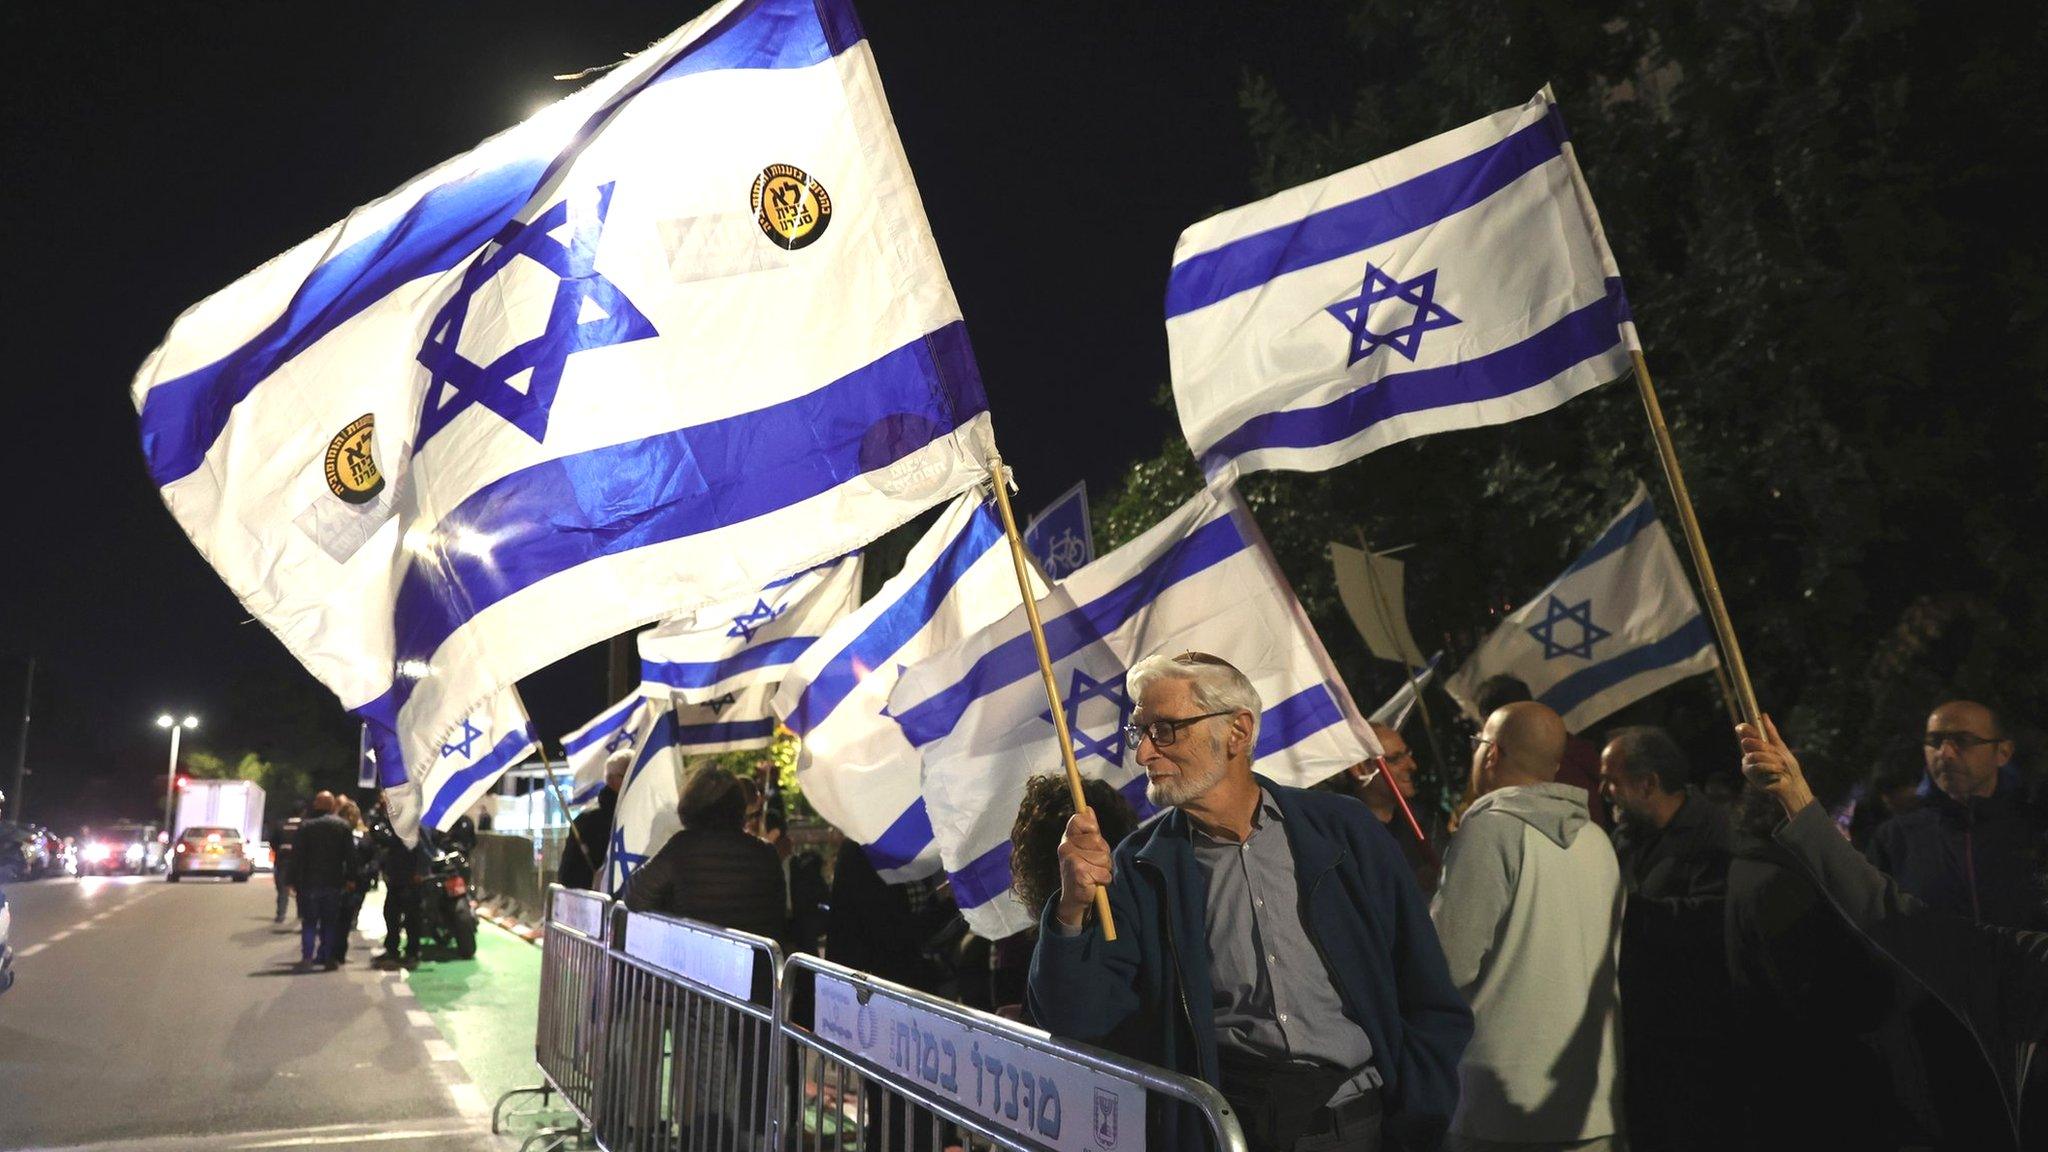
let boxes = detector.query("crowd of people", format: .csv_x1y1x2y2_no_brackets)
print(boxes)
555,652,2046,1152
272,791,472,970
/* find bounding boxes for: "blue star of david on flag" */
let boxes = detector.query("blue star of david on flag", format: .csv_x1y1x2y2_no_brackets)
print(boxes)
1324,263,1461,366
1041,667,1133,766
441,717,484,759
415,181,658,446
728,600,783,642
1526,595,1611,660
602,725,638,754
607,825,648,893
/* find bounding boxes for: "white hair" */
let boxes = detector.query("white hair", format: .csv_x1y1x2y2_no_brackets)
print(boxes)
1126,651,1261,751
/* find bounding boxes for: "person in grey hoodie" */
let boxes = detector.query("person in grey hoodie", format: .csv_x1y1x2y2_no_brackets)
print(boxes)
1431,702,1625,1152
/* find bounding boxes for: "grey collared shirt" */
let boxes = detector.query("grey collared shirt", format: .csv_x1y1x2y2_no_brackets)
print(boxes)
1190,790,1380,1100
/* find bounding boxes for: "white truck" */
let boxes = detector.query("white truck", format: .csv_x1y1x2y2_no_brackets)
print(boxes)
174,779,266,847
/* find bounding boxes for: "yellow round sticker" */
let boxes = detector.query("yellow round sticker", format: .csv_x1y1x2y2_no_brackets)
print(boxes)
323,414,384,504
750,163,832,250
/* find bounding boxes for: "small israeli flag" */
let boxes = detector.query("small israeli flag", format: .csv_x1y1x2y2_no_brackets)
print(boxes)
561,693,654,807
1445,485,1718,732
371,689,538,846
1167,87,1636,480
638,553,862,703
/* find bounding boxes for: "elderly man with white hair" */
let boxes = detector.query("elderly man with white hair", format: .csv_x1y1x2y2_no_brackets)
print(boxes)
1029,652,1472,1152
557,748,630,891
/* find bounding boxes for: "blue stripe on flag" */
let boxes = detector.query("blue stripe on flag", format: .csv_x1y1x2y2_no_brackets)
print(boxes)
423,728,535,827
640,637,820,690
1536,616,1715,719
625,712,679,793
783,504,1006,735
864,799,936,873
1164,108,1567,320
1553,496,1656,583
1251,684,1345,761
562,697,641,755
140,0,859,487
951,838,1016,911
389,321,987,675
674,718,778,749
893,513,1248,749
1201,281,1629,473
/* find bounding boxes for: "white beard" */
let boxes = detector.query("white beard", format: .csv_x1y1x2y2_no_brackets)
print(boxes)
1146,757,1230,809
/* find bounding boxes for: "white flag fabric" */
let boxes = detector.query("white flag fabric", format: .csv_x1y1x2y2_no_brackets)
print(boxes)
669,682,779,755
1329,543,1429,667
1445,485,1718,732
605,704,685,897
132,0,995,787
1370,653,1442,729
1167,87,1636,480
890,483,1377,938
374,689,538,847
562,693,654,807
639,554,862,703
772,491,1034,881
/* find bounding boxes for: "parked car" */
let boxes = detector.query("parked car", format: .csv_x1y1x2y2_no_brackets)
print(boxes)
74,823,164,876
167,825,255,882
0,823,35,881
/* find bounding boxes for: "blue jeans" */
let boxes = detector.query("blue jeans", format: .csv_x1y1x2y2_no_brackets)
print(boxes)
297,886,343,962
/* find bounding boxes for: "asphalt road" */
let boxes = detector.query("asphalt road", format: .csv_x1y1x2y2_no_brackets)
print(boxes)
0,874,518,1152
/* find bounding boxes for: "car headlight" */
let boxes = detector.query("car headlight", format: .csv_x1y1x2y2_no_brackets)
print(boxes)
125,843,145,862
82,843,111,863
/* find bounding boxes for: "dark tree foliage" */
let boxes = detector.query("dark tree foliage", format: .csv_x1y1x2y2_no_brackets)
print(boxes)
1100,0,2048,802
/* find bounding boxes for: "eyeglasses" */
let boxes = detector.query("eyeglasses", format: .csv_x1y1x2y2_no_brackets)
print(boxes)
1381,748,1416,766
1924,732,2002,752
1122,711,1234,751
1469,734,1493,753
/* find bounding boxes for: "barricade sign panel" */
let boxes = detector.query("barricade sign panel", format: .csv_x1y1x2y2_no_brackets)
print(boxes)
623,909,755,1000
812,971,1149,1152
550,886,607,939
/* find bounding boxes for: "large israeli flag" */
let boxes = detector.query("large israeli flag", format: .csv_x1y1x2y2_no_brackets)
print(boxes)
771,491,1035,880
1445,485,1718,732
373,689,538,846
638,553,862,703
562,693,654,807
132,0,996,786
1167,87,1636,480
890,483,1378,937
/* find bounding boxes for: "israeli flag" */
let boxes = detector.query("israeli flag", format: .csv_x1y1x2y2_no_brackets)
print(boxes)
1167,87,1637,480
1370,653,1442,730
605,706,684,897
372,689,538,847
670,682,779,754
1022,481,1094,580
638,553,862,703
1445,485,1718,732
772,491,1035,880
890,483,1377,938
132,0,996,791
562,693,654,807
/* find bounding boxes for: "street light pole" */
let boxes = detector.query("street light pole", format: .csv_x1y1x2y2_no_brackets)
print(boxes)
8,656,30,822
158,714,198,844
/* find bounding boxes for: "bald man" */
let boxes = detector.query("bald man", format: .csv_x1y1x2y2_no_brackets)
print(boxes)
1430,703,1625,1151
1868,699,2046,930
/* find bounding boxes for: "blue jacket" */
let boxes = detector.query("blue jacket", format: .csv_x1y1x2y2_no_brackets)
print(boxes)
1027,775,1473,1151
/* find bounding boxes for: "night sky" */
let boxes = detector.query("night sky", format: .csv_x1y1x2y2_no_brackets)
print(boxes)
2,1,1364,828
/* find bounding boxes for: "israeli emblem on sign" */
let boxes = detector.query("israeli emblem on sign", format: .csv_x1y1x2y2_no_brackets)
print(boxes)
1093,1088,1119,1148
751,163,833,250
322,414,384,504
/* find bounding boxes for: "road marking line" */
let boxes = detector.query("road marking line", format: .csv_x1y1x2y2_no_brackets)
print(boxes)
447,1081,489,1118
406,1008,434,1028
19,942,46,958
423,1037,459,1062
47,930,72,942
388,980,413,998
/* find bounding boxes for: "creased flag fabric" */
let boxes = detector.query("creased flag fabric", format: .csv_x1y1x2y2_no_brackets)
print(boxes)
772,491,1035,881
1167,86,1637,480
639,554,862,703
1329,542,1429,667
1370,653,1441,730
131,0,995,783
1445,485,1718,732
372,689,537,847
890,483,1377,937
562,693,654,807
1022,481,1094,580
668,682,779,754
357,725,379,790
605,704,684,897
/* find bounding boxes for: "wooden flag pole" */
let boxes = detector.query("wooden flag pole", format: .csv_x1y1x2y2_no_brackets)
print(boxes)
986,456,1116,941
1630,350,1762,725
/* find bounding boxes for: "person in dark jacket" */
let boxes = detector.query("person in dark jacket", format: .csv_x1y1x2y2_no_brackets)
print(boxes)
1319,723,1442,898
558,751,627,891
622,765,788,945
1741,714,2048,1151
825,838,956,993
1032,652,1472,1152
1598,726,1737,1152
1867,700,2047,930
288,791,355,969
371,799,426,966
269,814,301,924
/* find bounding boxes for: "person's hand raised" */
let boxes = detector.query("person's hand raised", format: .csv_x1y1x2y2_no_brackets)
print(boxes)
1737,713,1817,818
1054,806,1112,930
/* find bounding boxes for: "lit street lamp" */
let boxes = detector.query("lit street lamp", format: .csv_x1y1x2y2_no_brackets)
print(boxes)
158,714,198,848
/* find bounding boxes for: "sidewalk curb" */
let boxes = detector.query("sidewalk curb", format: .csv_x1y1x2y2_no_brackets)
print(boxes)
476,896,544,945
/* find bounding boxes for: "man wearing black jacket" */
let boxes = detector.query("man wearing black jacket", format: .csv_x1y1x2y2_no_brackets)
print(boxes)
288,792,354,970
558,751,627,891
1741,714,2048,1151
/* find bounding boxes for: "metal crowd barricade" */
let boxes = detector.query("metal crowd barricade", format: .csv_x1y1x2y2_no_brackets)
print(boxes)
590,904,784,1152
496,884,614,1149
772,953,1247,1152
